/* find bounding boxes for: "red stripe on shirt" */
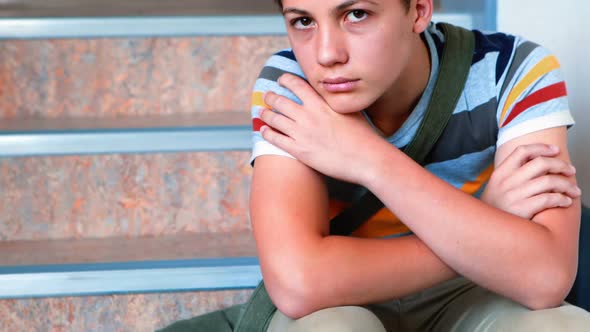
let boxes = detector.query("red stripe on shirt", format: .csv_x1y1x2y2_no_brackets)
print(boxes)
252,118,268,132
502,81,567,127
253,118,286,136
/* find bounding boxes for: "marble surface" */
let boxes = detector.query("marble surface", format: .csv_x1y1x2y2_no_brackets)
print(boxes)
0,152,253,241
0,36,292,241
0,36,289,118
0,36,283,328
0,0,278,17
0,289,254,331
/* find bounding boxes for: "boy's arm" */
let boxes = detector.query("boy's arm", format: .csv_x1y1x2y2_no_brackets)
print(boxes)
251,139,579,318
364,125,580,310
249,51,457,318
258,77,579,316
251,155,458,319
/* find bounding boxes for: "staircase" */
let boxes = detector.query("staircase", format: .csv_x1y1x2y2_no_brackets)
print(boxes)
0,1,482,330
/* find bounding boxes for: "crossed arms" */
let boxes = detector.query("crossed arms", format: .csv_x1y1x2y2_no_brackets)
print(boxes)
250,74,581,319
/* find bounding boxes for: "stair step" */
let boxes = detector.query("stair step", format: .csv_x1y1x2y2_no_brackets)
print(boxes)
0,36,289,119
0,12,474,39
0,0,278,17
1,289,255,331
0,231,260,299
0,0,284,38
0,112,251,157
0,16,287,39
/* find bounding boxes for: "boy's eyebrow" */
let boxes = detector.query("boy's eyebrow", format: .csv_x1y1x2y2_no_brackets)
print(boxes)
282,7,309,16
334,0,379,13
282,0,379,16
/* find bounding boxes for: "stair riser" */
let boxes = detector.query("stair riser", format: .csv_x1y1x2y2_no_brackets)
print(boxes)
0,289,253,332
0,152,252,241
0,36,289,118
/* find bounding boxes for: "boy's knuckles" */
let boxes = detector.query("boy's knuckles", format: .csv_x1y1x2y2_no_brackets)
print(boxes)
535,175,557,189
261,110,274,124
514,145,531,157
264,91,275,103
279,73,299,87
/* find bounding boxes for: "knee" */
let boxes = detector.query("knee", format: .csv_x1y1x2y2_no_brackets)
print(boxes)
500,304,590,332
274,306,386,332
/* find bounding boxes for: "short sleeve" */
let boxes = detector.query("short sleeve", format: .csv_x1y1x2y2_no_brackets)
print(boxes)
249,49,306,165
496,40,575,147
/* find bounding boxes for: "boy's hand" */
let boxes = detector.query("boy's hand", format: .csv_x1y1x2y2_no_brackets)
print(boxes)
259,73,383,185
481,143,581,220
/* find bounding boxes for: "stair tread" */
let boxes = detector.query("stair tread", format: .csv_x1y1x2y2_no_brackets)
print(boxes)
0,112,250,132
0,230,256,267
0,112,253,156
0,231,261,298
0,0,277,17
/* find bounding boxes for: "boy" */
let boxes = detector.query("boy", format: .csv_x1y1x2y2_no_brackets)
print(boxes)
250,0,590,330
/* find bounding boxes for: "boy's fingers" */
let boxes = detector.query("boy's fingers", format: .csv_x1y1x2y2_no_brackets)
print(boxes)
517,174,582,199
263,92,299,120
497,144,560,174
260,109,296,137
260,125,296,152
507,156,576,186
525,193,574,220
277,73,324,107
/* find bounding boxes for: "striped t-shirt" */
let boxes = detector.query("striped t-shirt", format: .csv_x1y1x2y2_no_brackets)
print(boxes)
250,22,575,239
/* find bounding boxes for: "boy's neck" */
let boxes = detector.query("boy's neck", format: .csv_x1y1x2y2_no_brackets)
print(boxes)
365,34,432,138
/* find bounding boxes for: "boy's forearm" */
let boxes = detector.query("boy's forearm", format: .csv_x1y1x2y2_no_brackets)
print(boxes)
297,234,457,313
363,142,579,309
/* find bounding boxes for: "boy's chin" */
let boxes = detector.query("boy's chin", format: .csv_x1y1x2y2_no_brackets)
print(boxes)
325,96,371,114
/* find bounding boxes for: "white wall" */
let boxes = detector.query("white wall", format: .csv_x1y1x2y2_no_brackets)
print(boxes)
497,0,590,205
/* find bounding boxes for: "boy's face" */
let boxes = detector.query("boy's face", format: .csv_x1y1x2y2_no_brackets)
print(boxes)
281,0,425,114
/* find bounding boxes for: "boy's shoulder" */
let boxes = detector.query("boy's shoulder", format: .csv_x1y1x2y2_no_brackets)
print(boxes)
428,23,554,81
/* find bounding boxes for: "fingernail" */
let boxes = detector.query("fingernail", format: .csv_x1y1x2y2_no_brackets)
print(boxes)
550,145,560,152
571,165,577,173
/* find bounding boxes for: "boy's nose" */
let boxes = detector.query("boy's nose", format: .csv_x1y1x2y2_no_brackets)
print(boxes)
316,27,349,67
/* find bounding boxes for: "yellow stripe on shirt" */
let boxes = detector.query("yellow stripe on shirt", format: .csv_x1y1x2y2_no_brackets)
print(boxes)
499,55,561,125
251,91,268,109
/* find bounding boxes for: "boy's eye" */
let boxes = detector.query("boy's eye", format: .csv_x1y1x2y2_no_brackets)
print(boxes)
292,17,315,29
346,10,368,23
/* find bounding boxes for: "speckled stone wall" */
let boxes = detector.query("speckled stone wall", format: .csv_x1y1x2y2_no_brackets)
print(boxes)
0,36,289,118
0,152,253,241
0,35,288,329
0,289,254,331
0,36,290,241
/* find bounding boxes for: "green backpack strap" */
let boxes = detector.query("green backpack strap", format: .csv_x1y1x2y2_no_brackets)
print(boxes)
233,281,276,331
329,22,475,236
235,23,475,332
404,22,475,161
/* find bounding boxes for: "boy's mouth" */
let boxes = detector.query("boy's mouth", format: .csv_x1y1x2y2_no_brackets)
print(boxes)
320,77,360,93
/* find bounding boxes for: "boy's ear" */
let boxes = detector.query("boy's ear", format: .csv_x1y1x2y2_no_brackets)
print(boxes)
411,0,433,34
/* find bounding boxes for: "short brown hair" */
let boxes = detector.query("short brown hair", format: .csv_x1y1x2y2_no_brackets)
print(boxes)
274,0,412,12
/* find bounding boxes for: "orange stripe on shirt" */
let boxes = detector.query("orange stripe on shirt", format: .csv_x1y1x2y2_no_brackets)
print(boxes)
499,55,561,125
461,163,495,195
329,164,495,239
251,91,268,109
357,164,495,238
329,200,409,238
352,208,411,238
